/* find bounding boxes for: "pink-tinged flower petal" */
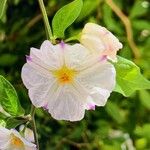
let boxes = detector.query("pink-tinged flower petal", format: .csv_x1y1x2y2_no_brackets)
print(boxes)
39,40,63,68
80,34,105,53
99,55,107,62
60,40,65,49
47,84,85,121
86,103,96,110
26,55,32,62
28,40,63,74
21,40,116,121
80,22,123,61
43,103,48,110
24,129,34,143
77,62,116,106
21,63,56,107
21,63,52,89
29,80,57,107
26,50,52,78
0,127,11,136
65,43,94,69
40,40,54,51
0,127,11,149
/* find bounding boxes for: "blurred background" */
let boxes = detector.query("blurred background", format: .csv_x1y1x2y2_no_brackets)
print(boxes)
0,0,150,149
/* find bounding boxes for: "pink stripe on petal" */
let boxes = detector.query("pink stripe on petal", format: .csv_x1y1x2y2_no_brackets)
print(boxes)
99,55,107,62
26,55,32,62
103,31,109,36
43,103,48,110
107,43,113,51
60,40,65,49
87,103,95,110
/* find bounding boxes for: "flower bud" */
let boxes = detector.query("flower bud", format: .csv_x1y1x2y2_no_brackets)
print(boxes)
80,23,123,62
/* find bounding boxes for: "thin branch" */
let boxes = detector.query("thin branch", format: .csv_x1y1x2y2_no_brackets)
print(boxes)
26,14,42,28
30,105,39,150
105,0,141,60
62,138,90,148
26,5,58,29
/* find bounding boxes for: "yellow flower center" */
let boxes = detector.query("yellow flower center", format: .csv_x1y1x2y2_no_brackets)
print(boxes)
53,65,77,84
11,134,24,149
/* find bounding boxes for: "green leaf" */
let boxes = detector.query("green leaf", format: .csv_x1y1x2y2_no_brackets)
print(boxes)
52,0,83,38
77,0,100,22
0,54,18,66
6,117,26,129
134,124,150,140
0,0,7,19
105,101,124,124
114,56,150,97
130,1,149,19
139,90,150,109
132,20,150,30
0,112,8,120
0,75,24,116
0,119,6,127
135,138,147,150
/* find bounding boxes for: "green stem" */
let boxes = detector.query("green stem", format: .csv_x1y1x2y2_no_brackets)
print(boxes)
30,105,39,150
38,0,53,40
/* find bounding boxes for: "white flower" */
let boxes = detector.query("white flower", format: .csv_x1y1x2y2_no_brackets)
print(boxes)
21,40,116,121
0,127,36,150
80,22,123,62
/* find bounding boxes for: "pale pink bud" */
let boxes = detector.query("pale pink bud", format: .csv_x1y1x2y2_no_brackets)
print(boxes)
80,23,123,62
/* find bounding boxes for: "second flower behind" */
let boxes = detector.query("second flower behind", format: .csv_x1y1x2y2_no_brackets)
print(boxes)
80,22,123,62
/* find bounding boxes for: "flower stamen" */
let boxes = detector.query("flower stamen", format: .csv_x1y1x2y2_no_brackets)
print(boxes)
52,65,77,84
11,134,24,148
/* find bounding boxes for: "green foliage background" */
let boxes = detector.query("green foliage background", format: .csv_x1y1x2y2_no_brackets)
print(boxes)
0,0,150,149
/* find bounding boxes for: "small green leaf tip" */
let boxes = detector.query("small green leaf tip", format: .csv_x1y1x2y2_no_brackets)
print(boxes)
52,0,83,38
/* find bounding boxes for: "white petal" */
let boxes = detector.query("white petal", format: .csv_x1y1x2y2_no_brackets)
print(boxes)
47,85,85,121
22,63,56,108
30,47,41,59
26,56,51,79
28,46,54,73
0,141,11,149
25,128,34,143
21,63,53,89
80,34,105,53
82,22,107,36
89,87,112,106
25,146,37,150
40,40,54,51
29,79,57,107
85,96,96,110
0,127,11,149
77,62,116,106
64,43,92,69
26,40,62,76
40,40,63,68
